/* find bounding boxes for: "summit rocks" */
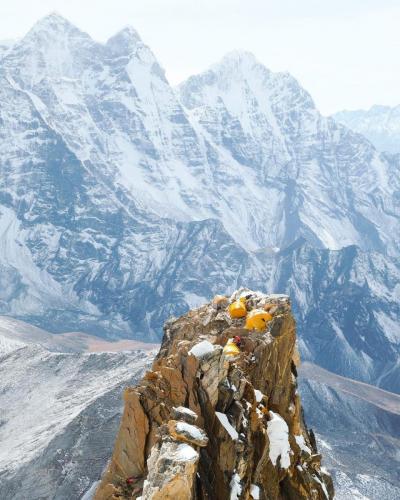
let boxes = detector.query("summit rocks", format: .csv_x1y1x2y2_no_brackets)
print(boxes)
95,289,333,499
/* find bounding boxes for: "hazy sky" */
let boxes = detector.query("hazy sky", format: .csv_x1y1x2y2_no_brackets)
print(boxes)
1,0,399,115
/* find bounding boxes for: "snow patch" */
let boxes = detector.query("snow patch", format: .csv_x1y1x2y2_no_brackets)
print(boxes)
175,443,198,462
254,389,264,403
250,484,260,499
81,481,99,500
0,335,25,355
215,412,238,440
267,411,291,468
229,473,242,500
374,311,400,344
295,435,312,455
173,406,197,419
313,474,329,499
188,340,215,358
176,422,205,442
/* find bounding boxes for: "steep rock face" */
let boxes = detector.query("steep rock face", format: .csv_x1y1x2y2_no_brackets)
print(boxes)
95,290,333,499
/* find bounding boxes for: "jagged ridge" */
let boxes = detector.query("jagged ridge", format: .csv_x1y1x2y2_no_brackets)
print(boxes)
95,289,333,499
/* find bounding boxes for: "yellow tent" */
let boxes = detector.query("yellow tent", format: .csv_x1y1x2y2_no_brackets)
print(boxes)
228,298,247,318
245,309,272,331
223,339,241,356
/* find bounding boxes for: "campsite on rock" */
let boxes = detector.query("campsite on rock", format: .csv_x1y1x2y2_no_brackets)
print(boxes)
94,289,334,499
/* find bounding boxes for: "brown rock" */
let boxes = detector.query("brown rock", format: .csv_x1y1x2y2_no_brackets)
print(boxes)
212,294,229,310
95,289,333,500
141,439,199,499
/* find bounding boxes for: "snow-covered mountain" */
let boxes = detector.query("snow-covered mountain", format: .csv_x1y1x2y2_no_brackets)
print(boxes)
0,14,265,340
178,52,400,254
0,321,151,499
2,14,400,252
0,13,399,393
270,240,400,394
334,105,400,153
0,39,14,59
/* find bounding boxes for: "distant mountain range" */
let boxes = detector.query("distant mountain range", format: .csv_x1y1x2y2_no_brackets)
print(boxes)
0,14,399,396
334,105,400,153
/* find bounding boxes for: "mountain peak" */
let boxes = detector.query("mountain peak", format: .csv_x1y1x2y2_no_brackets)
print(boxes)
31,12,76,31
115,25,141,40
211,50,263,75
23,12,87,43
106,25,142,54
177,50,269,93
220,49,258,64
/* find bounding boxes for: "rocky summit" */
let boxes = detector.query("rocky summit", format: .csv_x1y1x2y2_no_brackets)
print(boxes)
94,289,333,499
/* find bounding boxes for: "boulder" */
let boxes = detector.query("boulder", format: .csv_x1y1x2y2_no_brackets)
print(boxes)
167,420,208,447
171,406,198,425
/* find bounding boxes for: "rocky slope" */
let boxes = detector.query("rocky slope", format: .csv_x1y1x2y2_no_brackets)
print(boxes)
299,369,400,499
334,105,400,153
0,323,152,500
95,289,333,499
3,317,398,499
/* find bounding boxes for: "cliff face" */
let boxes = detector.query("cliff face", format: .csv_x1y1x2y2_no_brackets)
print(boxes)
95,289,334,499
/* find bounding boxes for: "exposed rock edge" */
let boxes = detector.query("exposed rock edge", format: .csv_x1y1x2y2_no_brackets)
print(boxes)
95,289,334,499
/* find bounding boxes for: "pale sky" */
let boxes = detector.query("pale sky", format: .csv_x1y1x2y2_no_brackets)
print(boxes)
1,0,399,115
